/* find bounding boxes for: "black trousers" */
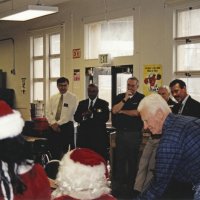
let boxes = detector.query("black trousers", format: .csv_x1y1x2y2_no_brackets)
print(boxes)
112,130,142,194
47,121,75,160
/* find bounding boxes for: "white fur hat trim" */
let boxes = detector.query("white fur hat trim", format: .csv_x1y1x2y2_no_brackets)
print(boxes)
52,150,110,200
0,110,24,140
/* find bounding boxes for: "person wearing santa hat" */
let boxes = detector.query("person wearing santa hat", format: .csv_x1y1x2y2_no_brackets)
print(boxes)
0,100,51,200
52,148,116,200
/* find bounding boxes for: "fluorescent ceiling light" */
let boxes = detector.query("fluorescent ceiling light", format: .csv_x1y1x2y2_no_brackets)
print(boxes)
0,5,58,21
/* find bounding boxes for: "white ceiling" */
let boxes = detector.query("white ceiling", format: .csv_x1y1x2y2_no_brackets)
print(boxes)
0,0,74,34
0,0,72,13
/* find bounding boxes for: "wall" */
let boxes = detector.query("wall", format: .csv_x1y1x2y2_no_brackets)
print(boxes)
0,0,176,120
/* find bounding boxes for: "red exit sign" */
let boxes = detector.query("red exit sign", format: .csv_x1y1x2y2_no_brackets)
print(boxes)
73,48,81,59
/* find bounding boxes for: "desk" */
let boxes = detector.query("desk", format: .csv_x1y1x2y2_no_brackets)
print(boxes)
23,135,47,142
23,135,50,166
32,117,49,135
22,119,48,138
23,135,57,188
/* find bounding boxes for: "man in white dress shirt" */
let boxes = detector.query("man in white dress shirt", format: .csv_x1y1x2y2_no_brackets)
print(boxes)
46,77,77,160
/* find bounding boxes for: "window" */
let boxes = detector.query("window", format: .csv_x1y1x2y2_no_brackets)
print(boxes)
174,6,200,101
98,75,111,109
116,73,133,95
84,16,133,59
30,26,63,105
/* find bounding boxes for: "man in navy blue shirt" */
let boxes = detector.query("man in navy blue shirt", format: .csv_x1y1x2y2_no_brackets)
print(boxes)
112,77,144,198
137,93,200,200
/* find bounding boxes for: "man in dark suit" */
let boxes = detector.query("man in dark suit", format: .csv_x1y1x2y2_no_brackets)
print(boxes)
169,79,200,117
165,79,200,198
74,84,110,161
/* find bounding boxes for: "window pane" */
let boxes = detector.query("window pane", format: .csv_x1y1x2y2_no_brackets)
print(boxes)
50,34,60,55
34,37,43,56
50,81,57,97
34,60,44,78
101,17,133,57
50,58,60,78
34,82,43,101
98,75,111,109
85,16,133,59
177,43,200,71
181,78,200,102
177,8,200,37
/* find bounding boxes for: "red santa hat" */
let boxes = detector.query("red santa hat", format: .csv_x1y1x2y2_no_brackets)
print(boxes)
52,148,111,200
0,100,24,140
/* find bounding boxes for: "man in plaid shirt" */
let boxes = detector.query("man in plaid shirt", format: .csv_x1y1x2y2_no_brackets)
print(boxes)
137,93,200,200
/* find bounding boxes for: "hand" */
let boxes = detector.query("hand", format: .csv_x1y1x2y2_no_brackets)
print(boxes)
124,90,132,100
82,110,92,119
118,109,122,114
51,123,61,132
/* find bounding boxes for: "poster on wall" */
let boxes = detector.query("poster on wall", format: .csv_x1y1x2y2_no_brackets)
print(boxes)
73,69,80,81
143,64,162,96
85,67,94,84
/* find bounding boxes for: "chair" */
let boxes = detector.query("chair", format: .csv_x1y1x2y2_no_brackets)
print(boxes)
44,159,60,189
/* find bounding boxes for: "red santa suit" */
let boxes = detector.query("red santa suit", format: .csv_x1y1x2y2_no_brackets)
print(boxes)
0,100,51,200
0,162,51,200
52,148,116,200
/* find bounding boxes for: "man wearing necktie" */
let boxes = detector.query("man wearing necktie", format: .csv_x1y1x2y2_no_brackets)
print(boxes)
74,84,109,161
165,79,200,198
170,79,200,117
46,77,77,159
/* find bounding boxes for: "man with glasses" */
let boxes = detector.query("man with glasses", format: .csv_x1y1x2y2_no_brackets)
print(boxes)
112,77,144,198
46,77,77,160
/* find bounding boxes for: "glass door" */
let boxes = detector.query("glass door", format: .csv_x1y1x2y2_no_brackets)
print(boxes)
111,65,133,106
85,65,133,109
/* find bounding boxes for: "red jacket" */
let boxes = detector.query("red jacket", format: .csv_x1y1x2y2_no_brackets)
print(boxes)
0,164,51,200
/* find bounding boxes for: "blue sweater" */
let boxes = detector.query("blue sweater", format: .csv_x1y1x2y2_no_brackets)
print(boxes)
138,113,200,199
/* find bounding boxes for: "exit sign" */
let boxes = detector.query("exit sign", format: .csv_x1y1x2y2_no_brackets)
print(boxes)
99,54,111,64
73,48,81,59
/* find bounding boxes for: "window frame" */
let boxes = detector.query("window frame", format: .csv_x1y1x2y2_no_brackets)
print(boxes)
173,4,200,101
174,6,200,75
29,25,64,107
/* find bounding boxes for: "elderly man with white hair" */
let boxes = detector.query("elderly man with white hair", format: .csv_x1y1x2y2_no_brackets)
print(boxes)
136,93,200,200
134,86,176,193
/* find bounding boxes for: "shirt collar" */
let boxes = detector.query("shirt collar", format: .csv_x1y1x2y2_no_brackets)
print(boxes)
129,91,137,99
60,91,68,97
89,97,97,104
181,95,189,105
